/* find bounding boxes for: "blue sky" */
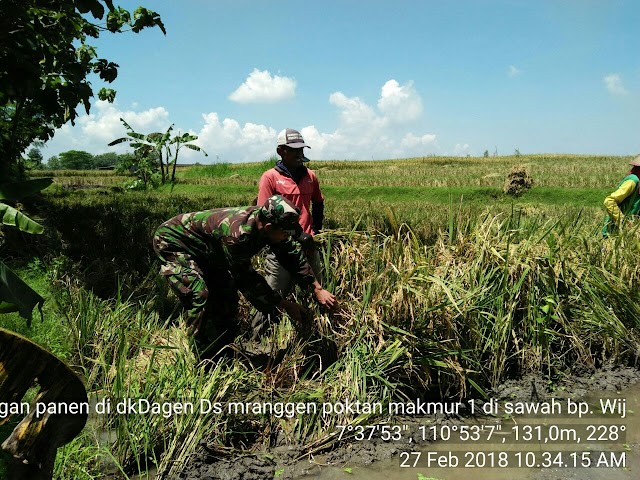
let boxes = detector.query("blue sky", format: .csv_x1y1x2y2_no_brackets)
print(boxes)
43,0,639,163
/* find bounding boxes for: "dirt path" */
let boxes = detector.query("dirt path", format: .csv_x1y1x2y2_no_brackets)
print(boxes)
172,366,640,480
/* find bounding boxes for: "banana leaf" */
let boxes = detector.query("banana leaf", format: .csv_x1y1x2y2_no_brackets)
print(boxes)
0,178,53,201
0,261,43,326
0,203,45,234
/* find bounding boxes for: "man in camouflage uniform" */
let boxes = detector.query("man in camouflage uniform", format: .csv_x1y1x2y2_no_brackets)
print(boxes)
152,195,336,356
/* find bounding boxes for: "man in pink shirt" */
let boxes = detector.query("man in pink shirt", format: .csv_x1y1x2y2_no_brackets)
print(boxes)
257,128,324,236
253,128,329,337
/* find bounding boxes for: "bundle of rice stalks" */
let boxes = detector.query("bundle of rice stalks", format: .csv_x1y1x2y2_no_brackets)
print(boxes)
503,165,534,196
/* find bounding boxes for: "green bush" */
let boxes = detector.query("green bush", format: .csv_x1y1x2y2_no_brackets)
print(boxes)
18,190,256,296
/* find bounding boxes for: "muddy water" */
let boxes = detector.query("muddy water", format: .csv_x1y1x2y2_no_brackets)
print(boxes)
297,384,640,480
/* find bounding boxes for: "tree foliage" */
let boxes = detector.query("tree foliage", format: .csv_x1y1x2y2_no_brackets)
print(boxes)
92,151,119,168
109,118,208,187
0,178,52,323
59,150,95,170
44,151,129,170
27,148,44,165
167,131,208,183
0,0,165,180
25,147,45,170
46,155,61,170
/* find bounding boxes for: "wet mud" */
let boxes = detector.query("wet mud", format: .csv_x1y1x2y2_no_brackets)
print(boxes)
172,366,640,480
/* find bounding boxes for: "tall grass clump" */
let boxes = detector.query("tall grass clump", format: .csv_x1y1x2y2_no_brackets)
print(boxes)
10,154,640,477
6,210,640,479
312,207,640,397
48,285,265,479
431,211,640,385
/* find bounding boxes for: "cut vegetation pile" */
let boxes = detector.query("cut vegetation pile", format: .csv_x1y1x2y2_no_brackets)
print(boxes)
503,165,534,196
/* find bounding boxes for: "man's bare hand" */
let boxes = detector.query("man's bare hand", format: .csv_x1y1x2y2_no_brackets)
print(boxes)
313,287,336,310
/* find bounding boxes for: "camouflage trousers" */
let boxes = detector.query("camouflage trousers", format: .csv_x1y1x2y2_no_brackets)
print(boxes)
154,248,239,355
250,247,322,339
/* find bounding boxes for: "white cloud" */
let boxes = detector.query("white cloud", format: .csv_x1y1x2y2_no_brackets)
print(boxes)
228,68,296,103
453,143,471,156
320,79,436,159
401,133,437,149
197,78,436,161
42,101,171,159
507,65,522,77
329,92,383,129
297,125,336,155
194,113,275,162
42,79,448,163
377,80,423,122
604,73,628,95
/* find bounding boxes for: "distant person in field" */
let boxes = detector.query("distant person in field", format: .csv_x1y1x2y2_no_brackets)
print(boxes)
602,154,640,237
152,195,336,358
253,128,327,337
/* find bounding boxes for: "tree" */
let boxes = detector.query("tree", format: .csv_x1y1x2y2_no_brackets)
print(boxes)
167,131,209,183
46,155,62,170
92,152,119,169
115,149,161,189
58,150,94,170
0,0,165,180
109,118,207,186
25,147,44,170
109,119,164,188
114,153,135,170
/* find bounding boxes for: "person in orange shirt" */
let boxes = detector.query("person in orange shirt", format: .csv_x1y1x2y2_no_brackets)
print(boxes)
253,128,329,337
602,155,640,237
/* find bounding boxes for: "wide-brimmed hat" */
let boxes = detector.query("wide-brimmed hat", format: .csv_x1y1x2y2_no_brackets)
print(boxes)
629,154,640,167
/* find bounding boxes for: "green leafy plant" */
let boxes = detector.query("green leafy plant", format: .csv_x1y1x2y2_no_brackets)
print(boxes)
0,178,52,323
417,474,442,480
0,0,165,180
109,118,207,187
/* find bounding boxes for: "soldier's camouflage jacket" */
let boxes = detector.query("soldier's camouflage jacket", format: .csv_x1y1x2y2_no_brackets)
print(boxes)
153,206,316,313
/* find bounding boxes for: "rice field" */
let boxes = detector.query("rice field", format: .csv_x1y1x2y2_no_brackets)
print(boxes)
32,152,628,188
5,153,640,479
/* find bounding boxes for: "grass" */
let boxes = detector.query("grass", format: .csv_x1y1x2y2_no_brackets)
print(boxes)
3,153,640,478
180,158,275,180
0,259,73,360
35,152,629,189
